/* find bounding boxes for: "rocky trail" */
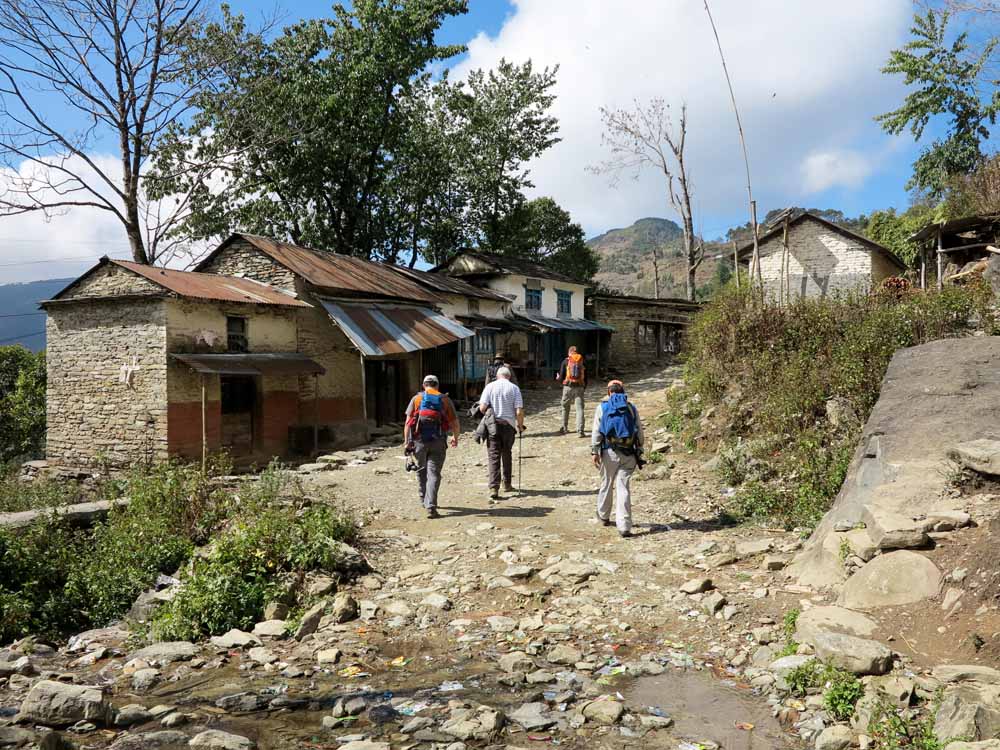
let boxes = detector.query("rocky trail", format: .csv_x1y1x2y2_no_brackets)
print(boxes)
7,361,1000,750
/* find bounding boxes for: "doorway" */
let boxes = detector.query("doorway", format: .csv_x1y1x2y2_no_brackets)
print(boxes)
365,359,406,427
221,375,256,455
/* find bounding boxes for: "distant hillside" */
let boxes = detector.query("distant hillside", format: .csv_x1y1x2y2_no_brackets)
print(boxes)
588,217,719,298
0,278,72,351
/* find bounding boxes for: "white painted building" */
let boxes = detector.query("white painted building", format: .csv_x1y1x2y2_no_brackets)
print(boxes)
740,213,905,299
432,252,609,380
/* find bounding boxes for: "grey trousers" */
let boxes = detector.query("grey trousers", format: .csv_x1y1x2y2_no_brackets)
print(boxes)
487,422,516,489
415,437,447,510
596,448,635,533
561,385,585,433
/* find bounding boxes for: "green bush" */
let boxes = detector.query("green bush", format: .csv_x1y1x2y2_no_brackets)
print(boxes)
151,502,357,641
0,346,46,465
0,473,88,514
869,700,943,750
824,671,865,721
675,282,992,527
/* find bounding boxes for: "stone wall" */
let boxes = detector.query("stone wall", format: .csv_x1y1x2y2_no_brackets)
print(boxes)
199,239,298,289
59,263,163,300
758,219,874,299
589,297,694,367
46,298,168,467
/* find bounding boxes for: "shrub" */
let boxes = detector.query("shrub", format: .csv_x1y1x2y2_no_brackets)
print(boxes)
151,467,356,641
0,346,46,465
0,473,87,514
0,461,230,643
869,700,943,750
678,282,990,527
824,671,865,721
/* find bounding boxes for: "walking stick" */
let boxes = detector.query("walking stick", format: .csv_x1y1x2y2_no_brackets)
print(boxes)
518,429,523,493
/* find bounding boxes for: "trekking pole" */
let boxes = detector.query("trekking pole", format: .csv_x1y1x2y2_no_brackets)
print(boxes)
518,429,523,493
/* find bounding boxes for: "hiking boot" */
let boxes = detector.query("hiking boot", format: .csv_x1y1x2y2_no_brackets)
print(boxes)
578,432,587,438
503,482,514,493
427,508,440,519
619,529,632,538
596,513,610,527
558,427,567,435
489,487,500,501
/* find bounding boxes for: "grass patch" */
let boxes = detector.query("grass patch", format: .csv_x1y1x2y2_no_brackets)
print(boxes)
785,659,864,721
668,281,994,528
869,700,943,750
0,471,88,514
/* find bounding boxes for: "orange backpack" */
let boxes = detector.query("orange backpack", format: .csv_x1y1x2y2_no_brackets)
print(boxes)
564,353,585,385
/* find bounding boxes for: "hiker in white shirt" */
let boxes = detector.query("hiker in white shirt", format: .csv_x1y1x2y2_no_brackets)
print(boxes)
478,367,525,501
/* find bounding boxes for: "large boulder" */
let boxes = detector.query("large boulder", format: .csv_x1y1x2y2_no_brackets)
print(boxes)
795,606,877,645
128,642,198,664
189,730,256,749
812,632,893,675
790,337,1000,589
935,686,1000,744
16,680,110,726
839,551,941,610
949,439,1000,476
861,505,929,550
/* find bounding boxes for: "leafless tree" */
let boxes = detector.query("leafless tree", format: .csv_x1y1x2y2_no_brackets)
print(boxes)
592,99,703,302
0,0,209,265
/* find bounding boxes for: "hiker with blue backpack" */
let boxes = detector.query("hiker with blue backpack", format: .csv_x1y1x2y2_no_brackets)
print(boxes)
404,375,460,519
591,380,644,538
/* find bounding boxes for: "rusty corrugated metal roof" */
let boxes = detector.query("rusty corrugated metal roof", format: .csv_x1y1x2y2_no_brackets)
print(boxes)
384,264,512,302
171,352,325,375
111,261,311,307
321,300,474,357
204,234,440,304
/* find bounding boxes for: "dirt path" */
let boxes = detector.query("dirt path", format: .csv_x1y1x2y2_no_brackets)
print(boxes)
291,366,808,748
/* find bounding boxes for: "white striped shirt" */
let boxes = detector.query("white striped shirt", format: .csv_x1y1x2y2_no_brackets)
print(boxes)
479,378,524,425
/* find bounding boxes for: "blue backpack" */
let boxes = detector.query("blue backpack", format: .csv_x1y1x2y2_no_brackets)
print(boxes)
415,391,445,442
599,393,638,450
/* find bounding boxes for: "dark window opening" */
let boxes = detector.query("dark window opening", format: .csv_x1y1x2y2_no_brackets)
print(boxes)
227,316,248,352
557,290,572,316
475,330,495,354
468,298,480,315
525,288,542,310
221,375,256,414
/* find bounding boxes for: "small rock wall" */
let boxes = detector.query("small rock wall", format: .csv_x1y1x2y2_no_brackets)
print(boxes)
46,298,168,467
589,298,689,367
58,263,163,299
199,239,298,289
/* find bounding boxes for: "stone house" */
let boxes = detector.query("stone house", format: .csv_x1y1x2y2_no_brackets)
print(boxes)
586,294,700,370
431,252,609,380
43,258,319,467
44,235,479,467
739,213,905,299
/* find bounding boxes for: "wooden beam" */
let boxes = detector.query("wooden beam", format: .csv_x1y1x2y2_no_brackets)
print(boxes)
937,227,944,291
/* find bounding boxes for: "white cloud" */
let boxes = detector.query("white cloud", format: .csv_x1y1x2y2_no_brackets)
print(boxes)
801,149,875,193
455,0,912,238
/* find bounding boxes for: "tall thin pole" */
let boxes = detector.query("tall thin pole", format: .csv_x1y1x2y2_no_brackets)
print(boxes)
704,0,759,291
200,374,207,473
731,239,741,291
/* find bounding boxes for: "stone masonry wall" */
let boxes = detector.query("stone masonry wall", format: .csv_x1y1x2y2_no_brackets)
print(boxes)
46,298,168,467
758,219,874,299
199,239,298,289
590,299,691,367
59,263,163,299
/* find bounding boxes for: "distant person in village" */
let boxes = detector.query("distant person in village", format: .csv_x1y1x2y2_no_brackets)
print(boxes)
485,352,517,386
404,375,459,519
478,367,525,501
592,380,644,538
557,345,587,436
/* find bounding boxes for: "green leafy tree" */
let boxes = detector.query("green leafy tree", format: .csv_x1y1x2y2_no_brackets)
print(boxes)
151,0,469,260
491,197,599,283
864,205,935,268
0,346,46,464
877,10,1000,199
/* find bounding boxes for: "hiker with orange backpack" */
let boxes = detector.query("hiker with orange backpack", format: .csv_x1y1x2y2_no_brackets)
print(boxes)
404,375,460,519
557,346,587,437
592,380,644,538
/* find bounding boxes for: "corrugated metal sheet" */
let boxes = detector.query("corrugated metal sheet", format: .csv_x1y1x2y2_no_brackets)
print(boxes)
222,234,440,303
384,265,512,302
114,260,311,306
321,300,474,357
515,310,613,332
171,352,325,375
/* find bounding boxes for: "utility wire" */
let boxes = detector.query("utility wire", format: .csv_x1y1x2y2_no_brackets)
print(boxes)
0,255,104,268
0,330,44,345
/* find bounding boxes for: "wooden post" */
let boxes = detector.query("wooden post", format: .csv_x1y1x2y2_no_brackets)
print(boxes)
750,200,763,301
920,245,927,290
312,373,319,457
937,227,944,290
731,238,740,291
358,353,370,441
200,374,207,473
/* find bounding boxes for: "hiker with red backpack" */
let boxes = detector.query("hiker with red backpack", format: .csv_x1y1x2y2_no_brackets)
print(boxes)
404,375,460,519
591,380,644,538
557,346,587,436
